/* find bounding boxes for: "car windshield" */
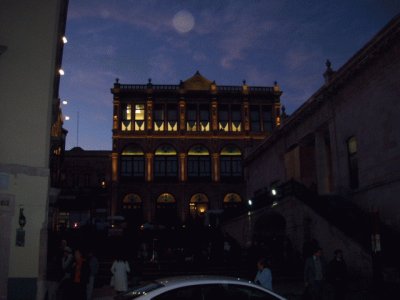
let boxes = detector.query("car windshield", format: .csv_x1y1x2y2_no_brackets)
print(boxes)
120,281,164,299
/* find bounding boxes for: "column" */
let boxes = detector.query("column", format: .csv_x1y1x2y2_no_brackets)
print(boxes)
243,101,250,132
179,153,187,182
146,98,153,131
112,100,119,130
111,152,119,217
211,100,218,132
179,99,186,131
212,153,220,182
145,153,154,182
315,131,330,194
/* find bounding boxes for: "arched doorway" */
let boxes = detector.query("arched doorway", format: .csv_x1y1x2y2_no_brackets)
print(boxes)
223,193,243,218
156,193,177,227
189,193,209,222
122,193,142,228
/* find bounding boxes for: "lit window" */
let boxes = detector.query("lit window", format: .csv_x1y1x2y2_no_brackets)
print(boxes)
121,104,132,131
134,104,145,131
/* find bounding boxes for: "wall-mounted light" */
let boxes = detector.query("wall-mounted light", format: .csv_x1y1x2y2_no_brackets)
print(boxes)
62,36,68,44
64,116,70,121
62,100,68,105
59,69,65,76
248,199,253,206
271,188,277,196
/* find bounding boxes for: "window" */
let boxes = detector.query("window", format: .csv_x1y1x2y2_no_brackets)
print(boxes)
220,145,242,180
153,285,203,300
121,103,145,131
250,105,261,132
134,104,145,131
190,193,209,218
154,145,178,180
121,103,132,131
219,105,229,131
347,136,359,189
222,284,280,300
120,145,145,179
186,104,197,131
186,104,210,132
167,104,178,131
188,145,211,180
122,193,142,210
262,106,272,132
199,104,210,132
231,105,242,132
153,104,165,131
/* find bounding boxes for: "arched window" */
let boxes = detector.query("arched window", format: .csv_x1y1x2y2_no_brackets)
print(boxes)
190,193,209,218
122,193,142,210
120,145,145,179
220,145,242,180
154,145,178,180
188,145,211,180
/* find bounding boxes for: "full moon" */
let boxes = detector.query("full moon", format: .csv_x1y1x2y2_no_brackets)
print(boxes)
172,10,195,33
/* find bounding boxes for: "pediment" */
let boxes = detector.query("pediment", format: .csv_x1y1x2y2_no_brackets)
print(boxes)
182,71,213,91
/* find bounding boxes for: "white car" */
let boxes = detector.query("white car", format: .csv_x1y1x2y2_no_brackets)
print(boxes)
114,275,287,300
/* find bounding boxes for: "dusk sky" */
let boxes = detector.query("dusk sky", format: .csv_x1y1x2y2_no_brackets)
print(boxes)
59,0,399,150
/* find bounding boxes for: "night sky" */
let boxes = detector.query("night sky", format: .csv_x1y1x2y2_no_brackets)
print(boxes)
59,0,399,150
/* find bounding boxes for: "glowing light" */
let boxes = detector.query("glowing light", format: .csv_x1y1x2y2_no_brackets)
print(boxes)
172,10,195,33
59,69,65,75
64,116,70,121
62,100,68,105
73,222,79,228
62,36,68,44
248,199,253,206
271,189,277,196
272,201,278,207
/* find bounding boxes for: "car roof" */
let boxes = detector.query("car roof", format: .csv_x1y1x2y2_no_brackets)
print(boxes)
154,275,259,287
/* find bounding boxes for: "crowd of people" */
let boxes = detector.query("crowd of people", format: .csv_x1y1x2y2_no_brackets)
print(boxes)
46,239,99,300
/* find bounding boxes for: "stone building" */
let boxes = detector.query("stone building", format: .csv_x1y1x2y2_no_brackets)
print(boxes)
231,14,400,278
56,147,111,231
0,1,69,299
110,72,282,228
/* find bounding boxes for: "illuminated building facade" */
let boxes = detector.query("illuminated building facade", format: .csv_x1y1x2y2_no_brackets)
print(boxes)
111,72,282,227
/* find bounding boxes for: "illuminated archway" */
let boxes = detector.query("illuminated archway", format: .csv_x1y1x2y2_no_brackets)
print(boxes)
189,193,209,218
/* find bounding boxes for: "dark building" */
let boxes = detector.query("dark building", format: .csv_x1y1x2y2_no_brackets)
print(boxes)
110,72,282,228
57,147,111,230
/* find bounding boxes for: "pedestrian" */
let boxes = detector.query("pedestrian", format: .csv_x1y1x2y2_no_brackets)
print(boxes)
58,246,74,300
254,257,273,291
327,249,347,300
71,248,90,300
304,247,326,300
86,250,99,300
110,255,131,294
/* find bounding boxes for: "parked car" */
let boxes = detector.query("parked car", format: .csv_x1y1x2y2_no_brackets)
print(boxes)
115,275,287,300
